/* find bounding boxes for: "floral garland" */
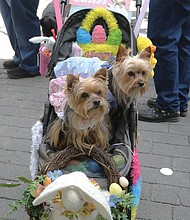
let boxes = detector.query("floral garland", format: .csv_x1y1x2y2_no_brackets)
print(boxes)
76,7,123,61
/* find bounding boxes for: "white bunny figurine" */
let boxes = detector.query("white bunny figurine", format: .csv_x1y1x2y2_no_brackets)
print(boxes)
29,36,55,52
33,171,113,220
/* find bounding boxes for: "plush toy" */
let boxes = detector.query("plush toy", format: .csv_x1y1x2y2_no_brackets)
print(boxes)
33,172,112,220
137,36,157,78
29,36,56,53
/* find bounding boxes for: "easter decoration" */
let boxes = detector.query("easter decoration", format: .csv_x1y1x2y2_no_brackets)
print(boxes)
1,169,134,220
32,172,113,220
76,7,123,62
29,36,56,76
0,134,138,220
1,140,136,220
130,148,141,220
137,35,157,78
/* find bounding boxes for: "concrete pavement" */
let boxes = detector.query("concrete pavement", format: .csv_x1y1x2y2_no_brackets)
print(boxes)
0,1,190,219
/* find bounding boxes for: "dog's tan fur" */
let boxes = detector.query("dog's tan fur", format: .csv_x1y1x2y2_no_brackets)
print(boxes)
48,68,110,151
112,46,153,107
110,46,153,144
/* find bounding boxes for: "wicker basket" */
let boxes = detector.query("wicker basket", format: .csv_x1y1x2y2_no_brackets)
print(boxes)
39,146,120,185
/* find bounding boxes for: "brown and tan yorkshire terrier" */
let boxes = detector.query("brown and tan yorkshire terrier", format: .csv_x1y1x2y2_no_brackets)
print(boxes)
108,46,153,144
48,68,110,151
110,46,153,107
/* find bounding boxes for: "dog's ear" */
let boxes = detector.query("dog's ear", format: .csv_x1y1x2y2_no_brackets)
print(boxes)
93,68,108,82
138,46,152,60
116,46,130,62
66,74,80,92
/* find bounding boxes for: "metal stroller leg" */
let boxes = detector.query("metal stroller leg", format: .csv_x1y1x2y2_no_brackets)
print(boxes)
129,102,138,152
42,99,53,136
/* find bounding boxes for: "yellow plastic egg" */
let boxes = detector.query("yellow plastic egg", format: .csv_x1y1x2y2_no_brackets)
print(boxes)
109,183,122,197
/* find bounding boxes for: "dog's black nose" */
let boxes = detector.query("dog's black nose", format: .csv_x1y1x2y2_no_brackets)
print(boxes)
138,82,144,87
93,100,100,106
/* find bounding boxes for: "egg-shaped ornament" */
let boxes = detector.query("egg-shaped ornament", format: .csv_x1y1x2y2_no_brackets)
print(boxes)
119,176,129,188
109,183,122,197
92,25,106,44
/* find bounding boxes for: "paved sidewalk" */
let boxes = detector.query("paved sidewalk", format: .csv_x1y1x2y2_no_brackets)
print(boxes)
137,83,190,220
0,64,189,220
0,1,190,220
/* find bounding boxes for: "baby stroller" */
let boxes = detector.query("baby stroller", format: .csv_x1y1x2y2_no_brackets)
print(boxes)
29,1,143,219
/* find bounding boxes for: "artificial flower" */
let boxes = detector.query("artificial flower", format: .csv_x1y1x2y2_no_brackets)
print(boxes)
108,195,122,208
47,169,63,181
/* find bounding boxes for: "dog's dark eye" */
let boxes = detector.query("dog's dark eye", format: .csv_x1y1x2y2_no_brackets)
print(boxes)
142,71,146,76
97,90,102,96
128,71,135,77
82,93,89,99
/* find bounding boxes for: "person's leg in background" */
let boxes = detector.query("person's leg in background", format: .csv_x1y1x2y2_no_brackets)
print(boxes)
9,0,40,73
178,15,190,116
139,0,188,122
0,0,20,68
0,0,41,78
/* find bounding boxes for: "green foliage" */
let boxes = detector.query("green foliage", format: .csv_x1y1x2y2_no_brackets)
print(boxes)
97,191,134,220
110,192,134,220
0,176,32,188
17,176,32,183
1,176,49,219
97,214,106,220
0,183,21,187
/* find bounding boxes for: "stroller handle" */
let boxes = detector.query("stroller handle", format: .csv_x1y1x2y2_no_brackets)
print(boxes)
136,0,143,18
136,0,142,7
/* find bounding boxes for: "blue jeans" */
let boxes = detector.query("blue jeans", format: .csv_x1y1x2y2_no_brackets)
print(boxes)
148,0,190,112
0,0,40,73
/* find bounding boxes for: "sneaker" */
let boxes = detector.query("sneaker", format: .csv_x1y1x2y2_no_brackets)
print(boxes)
147,98,188,117
138,107,180,123
3,60,18,69
7,67,40,79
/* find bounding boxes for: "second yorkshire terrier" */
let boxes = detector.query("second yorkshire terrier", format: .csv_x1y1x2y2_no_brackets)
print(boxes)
110,46,153,107
48,68,110,151
108,46,153,144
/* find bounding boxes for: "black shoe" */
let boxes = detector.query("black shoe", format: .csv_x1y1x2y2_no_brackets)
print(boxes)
7,67,40,79
138,107,180,123
3,60,18,69
147,98,188,117
180,109,188,117
147,98,156,108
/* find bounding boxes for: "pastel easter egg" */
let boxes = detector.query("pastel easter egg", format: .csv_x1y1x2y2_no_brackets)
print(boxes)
87,160,103,173
119,176,129,188
30,184,44,198
109,183,122,197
